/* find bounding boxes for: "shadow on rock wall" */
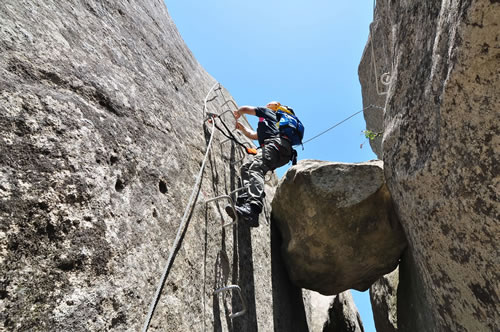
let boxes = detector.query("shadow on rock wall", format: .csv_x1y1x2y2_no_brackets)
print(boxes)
271,218,309,332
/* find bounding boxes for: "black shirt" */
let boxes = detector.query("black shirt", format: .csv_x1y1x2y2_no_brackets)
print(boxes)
255,107,279,146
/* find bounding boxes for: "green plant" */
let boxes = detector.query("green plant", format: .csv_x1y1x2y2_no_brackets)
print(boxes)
360,130,383,149
362,130,382,140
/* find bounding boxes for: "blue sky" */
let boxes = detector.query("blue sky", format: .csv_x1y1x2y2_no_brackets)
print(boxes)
166,1,377,331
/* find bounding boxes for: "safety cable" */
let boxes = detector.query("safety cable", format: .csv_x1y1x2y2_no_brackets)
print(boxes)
142,84,221,332
142,80,383,330
302,104,384,145
142,119,215,332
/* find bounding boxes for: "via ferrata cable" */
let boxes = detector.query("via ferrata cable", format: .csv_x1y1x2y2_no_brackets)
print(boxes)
302,104,385,145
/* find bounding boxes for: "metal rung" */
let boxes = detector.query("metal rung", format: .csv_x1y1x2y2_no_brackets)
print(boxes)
229,185,248,195
214,285,247,319
220,139,256,165
221,99,238,110
219,140,247,165
203,186,248,227
219,108,235,119
231,154,246,166
207,109,235,121
204,195,238,227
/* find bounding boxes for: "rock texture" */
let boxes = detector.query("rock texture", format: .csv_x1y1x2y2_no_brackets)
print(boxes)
272,159,407,295
323,291,364,332
359,0,500,331
396,249,435,332
271,221,310,332
358,1,392,159
0,1,294,331
370,268,398,332
304,291,335,332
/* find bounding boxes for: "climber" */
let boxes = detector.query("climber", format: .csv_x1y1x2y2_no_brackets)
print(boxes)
225,101,293,227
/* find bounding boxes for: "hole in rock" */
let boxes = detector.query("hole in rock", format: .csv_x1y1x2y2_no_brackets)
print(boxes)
159,180,168,194
115,178,125,192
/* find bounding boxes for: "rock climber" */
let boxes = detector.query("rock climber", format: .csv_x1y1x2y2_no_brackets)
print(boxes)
225,101,293,227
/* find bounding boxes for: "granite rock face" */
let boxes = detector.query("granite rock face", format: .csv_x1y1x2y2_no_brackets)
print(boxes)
305,290,364,332
272,159,407,295
369,268,398,332
304,291,335,332
322,291,364,332
359,0,500,331
358,0,392,159
0,1,288,331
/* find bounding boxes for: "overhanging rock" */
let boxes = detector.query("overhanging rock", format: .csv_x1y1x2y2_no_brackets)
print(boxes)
272,159,407,295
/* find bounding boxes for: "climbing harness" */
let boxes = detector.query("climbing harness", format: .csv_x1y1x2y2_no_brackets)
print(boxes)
142,83,253,331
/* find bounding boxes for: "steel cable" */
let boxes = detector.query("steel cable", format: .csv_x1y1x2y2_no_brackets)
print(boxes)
302,104,384,145
142,84,220,332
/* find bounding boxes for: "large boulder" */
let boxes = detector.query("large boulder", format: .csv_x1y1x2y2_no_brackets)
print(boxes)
272,159,407,295
370,268,398,332
359,0,500,331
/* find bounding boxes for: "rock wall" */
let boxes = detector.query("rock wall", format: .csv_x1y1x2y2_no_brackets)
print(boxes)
358,1,392,159
304,290,364,332
369,268,398,332
359,0,500,331
322,292,364,332
0,1,290,331
305,291,335,332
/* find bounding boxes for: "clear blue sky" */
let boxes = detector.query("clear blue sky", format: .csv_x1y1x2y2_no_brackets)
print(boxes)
166,1,377,331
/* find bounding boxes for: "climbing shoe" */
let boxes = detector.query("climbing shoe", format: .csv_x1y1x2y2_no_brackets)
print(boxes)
225,203,260,227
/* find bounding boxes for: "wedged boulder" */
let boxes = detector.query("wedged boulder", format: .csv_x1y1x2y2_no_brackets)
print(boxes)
370,268,398,332
272,159,407,295
323,291,364,332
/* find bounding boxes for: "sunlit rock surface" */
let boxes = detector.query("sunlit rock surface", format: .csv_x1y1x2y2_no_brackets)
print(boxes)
360,0,500,331
0,1,289,331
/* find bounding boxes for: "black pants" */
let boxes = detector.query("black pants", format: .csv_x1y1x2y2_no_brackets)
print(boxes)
239,137,292,212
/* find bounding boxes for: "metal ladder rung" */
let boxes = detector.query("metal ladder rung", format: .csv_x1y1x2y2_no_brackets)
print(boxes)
220,138,255,165
220,99,238,110
203,186,248,227
204,195,238,227
214,285,247,319
206,109,235,122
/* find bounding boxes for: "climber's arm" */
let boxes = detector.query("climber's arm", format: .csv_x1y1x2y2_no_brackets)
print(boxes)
236,122,258,140
233,106,256,119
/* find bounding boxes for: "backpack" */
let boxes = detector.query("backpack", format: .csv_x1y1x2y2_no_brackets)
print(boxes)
276,106,305,146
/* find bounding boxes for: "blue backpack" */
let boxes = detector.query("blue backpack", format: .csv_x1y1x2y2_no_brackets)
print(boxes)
276,106,305,146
